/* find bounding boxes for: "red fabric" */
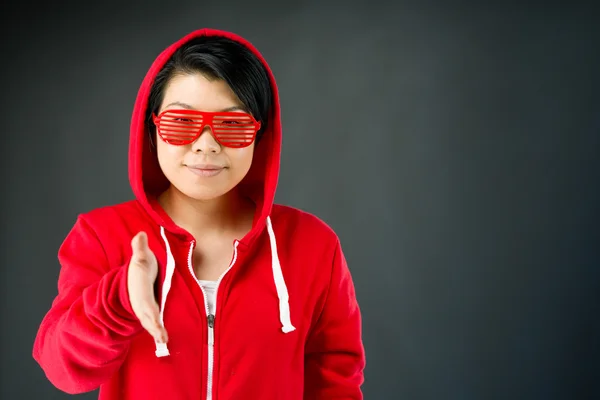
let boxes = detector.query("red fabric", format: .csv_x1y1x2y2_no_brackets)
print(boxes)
33,28,365,399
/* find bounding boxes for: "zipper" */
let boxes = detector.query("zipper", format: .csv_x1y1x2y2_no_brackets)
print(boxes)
187,239,240,400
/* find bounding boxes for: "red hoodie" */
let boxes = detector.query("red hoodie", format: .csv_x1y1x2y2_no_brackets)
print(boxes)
33,28,365,399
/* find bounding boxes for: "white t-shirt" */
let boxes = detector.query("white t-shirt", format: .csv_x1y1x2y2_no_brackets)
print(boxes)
197,280,218,315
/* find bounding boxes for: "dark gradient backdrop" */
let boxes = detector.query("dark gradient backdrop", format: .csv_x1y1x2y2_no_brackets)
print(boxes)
1,1,599,399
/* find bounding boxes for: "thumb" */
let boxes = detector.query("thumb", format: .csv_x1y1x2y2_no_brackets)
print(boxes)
131,231,149,258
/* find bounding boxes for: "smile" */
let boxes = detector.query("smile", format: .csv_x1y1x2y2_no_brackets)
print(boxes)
186,166,225,177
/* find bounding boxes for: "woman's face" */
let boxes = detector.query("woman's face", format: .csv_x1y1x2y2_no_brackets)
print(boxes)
155,73,255,201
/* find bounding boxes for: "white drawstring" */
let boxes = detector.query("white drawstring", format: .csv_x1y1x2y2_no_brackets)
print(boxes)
153,217,294,358
266,216,296,333
155,226,175,357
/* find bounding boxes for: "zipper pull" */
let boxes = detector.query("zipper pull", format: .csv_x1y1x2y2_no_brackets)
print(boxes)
208,314,215,346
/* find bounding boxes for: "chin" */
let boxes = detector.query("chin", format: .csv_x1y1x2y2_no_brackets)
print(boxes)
179,185,233,201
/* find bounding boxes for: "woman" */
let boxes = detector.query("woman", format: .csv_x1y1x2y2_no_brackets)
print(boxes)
33,28,365,399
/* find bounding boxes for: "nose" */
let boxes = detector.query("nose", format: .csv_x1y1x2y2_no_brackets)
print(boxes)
191,125,221,154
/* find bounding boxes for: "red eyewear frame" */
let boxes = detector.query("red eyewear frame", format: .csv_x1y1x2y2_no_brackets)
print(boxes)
152,109,261,148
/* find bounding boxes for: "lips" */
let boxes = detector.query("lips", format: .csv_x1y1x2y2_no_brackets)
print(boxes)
187,164,224,170
186,164,226,177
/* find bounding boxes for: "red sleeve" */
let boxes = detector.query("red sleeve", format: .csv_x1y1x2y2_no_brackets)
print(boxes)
32,215,143,394
304,239,366,399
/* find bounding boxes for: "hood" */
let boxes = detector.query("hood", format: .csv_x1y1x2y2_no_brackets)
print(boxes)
128,28,282,245
126,28,294,358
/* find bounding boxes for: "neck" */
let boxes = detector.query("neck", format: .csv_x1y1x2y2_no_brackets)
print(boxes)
158,185,254,239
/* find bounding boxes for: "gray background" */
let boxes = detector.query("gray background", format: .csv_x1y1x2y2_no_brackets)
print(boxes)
1,1,599,399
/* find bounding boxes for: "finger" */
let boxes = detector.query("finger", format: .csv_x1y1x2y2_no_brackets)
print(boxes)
142,320,168,344
140,313,168,343
139,303,169,343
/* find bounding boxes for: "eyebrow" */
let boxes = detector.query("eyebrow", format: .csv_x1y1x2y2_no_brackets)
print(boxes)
163,101,248,112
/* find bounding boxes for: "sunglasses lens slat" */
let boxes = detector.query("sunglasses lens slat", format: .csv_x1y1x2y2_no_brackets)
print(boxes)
154,109,260,148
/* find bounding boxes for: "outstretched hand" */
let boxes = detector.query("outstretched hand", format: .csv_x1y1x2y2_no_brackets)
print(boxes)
127,231,168,344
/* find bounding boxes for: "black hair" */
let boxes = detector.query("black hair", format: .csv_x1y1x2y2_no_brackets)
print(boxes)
146,35,273,146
